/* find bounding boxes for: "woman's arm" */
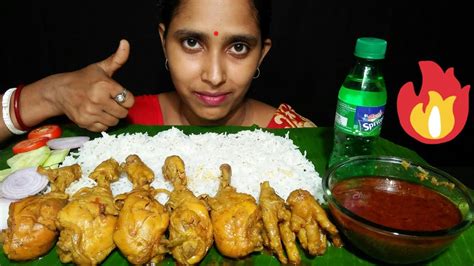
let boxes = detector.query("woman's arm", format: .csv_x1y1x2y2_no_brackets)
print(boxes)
0,39,135,143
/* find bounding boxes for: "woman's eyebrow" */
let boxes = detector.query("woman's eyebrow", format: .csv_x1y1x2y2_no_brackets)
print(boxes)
173,29,208,41
224,34,258,46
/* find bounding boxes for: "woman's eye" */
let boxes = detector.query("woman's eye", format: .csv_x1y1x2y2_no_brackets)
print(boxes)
229,43,249,55
182,38,201,50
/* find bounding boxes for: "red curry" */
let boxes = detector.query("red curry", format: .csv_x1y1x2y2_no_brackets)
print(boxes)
332,177,461,231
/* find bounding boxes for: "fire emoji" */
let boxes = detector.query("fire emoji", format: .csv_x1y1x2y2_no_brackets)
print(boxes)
397,61,470,144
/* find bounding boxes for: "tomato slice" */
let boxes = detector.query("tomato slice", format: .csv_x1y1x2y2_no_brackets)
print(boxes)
12,137,49,154
28,124,62,140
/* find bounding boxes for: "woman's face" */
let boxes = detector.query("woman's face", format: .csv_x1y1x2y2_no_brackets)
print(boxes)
159,0,271,123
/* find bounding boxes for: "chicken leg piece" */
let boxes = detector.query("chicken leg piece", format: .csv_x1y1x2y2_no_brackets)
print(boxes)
56,158,120,265
2,164,81,261
206,164,263,258
163,155,213,265
113,154,170,265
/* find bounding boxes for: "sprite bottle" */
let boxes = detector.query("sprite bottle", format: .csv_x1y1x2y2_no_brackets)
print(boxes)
328,37,388,167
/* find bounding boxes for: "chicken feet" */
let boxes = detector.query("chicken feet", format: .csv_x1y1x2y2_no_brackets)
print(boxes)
259,181,300,264
287,189,343,256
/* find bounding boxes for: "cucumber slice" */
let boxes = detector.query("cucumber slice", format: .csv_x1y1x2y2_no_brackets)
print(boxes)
42,149,70,167
45,164,59,169
0,168,12,182
7,146,50,167
6,146,51,171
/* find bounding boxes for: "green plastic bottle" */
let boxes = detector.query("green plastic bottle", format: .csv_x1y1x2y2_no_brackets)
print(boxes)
328,37,388,167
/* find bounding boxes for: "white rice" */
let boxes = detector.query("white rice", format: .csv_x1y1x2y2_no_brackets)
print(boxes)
62,128,323,204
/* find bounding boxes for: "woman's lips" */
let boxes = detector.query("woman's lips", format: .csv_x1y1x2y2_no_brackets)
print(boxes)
195,92,229,106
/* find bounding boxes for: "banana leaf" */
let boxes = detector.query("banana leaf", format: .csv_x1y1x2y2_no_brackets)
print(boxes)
0,124,472,265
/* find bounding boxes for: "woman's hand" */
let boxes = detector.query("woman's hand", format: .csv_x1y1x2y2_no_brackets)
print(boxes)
1,40,136,142
45,39,135,132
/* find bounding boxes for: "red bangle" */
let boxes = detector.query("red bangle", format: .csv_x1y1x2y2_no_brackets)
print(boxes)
13,84,31,131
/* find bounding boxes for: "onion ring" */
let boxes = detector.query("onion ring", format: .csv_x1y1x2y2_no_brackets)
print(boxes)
0,167,49,200
47,136,90,150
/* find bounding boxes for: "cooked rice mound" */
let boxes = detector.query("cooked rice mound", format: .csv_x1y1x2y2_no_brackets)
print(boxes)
62,128,323,204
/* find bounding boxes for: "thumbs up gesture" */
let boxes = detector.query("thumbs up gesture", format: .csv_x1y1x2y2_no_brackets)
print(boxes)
46,39,135,132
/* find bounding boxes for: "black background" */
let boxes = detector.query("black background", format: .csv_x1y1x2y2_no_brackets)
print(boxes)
1,2,472,187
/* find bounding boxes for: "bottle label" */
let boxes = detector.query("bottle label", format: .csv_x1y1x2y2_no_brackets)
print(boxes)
335,100,385,136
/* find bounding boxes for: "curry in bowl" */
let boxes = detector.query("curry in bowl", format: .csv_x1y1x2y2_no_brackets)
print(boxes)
323,156,474,264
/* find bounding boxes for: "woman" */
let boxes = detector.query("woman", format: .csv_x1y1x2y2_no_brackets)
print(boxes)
1,0,314,143
128,0,315,128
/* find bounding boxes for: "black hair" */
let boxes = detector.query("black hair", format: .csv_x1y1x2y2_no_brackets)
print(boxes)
156,0,272,41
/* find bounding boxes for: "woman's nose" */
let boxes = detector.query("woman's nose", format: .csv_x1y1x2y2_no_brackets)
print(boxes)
201,52,226,87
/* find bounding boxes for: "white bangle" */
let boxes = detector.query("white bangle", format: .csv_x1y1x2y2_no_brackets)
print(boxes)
2,88,27,135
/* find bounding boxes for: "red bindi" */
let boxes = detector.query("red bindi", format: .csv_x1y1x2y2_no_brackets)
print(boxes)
213,31,219,36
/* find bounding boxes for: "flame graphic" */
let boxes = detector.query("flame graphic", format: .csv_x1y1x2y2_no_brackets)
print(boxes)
397,61,470,144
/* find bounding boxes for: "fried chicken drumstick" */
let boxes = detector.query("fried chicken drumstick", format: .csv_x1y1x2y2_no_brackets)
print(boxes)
2,164,81,261
56,158,120,265
113,154,170,265
162,155,213,265
206,164,263,258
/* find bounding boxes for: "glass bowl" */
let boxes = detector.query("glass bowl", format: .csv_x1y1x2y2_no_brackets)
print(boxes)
323,155,474,264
